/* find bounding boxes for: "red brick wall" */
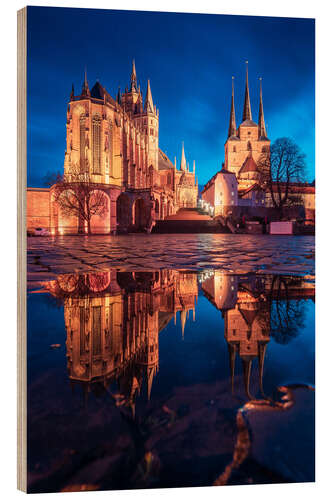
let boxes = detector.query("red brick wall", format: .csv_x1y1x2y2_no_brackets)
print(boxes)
27,188,51,230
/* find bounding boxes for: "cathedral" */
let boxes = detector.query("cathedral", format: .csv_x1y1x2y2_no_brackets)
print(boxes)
27,61,198,234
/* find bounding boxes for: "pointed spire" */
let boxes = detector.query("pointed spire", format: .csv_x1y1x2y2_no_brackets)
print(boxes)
193,160,196,176
81,68,90,97
144,79,154,113
174,157,177,170
130,59,137,91
70,83,75,101
180,142,186,171
258,78,267,138
117,86,121,105
242,61,252,122
228,76,237,137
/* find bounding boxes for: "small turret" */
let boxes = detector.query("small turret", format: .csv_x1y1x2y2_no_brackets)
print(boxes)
130,59,138,92
180,142,186,171
81,68,90,98
116,86,121,105
70,83,75,101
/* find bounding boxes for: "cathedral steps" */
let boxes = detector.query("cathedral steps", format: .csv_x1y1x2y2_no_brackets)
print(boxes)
152,209,231,233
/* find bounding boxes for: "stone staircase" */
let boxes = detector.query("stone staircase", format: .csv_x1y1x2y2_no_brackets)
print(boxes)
152,208,231,234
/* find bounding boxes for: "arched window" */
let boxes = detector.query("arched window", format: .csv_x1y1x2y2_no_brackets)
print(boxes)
247,141,252,151
233,146,236,152
79,114,86,172
92,115,102,174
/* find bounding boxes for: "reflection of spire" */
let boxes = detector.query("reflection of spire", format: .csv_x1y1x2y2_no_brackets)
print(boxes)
258,343,267,396
228,344,236,394
181,309,186,339
242,358,252,399
147,366,155,400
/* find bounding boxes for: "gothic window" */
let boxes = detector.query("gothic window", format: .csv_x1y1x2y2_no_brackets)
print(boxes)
150,128,154,136
247,141,252,151
92,115,102,174
233,146,236,152
79,114,86,172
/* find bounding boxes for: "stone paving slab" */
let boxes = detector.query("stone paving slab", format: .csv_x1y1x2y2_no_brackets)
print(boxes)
27,234,315,279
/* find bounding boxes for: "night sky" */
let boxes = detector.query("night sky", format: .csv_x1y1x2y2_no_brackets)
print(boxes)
27,6,315,187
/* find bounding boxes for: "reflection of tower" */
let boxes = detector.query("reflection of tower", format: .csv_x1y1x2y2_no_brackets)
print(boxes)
224,280,270,398
201,271,270,398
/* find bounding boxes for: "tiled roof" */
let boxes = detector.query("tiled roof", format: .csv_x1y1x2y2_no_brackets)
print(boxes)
239,155,259,175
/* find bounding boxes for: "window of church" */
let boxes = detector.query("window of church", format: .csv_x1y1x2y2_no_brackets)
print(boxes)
79,114,86,172
92,115,102,174
247,141,252,151
233,146,236,152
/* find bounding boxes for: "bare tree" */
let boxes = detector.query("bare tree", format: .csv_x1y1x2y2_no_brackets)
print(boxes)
51,165,108,234
258,137,306,215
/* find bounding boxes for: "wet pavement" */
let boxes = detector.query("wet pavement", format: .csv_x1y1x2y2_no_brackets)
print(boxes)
27,234,315,279
27,270,315,492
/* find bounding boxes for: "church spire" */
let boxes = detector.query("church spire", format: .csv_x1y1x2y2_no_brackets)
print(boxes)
81,68,90,97
180,142,186,171
258,78,267,138
228,76,237,137
242,61,252,122
70,83,75,101
130,59,138,91
144,79,154,113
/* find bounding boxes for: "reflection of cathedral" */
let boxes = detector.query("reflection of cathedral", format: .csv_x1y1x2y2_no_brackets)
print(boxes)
42,269,314,409
43,270,198,414
202,271,314,397
202,272,270,397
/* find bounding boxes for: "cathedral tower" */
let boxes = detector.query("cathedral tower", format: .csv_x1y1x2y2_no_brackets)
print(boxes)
224,63,270,188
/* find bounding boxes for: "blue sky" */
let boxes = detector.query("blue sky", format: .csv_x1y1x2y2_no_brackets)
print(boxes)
27,7,315,186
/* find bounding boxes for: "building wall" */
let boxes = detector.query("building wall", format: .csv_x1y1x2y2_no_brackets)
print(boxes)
202,171,238,216
27,188,51,231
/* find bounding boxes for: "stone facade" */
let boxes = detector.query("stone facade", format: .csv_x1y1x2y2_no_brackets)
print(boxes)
27,62,198,234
